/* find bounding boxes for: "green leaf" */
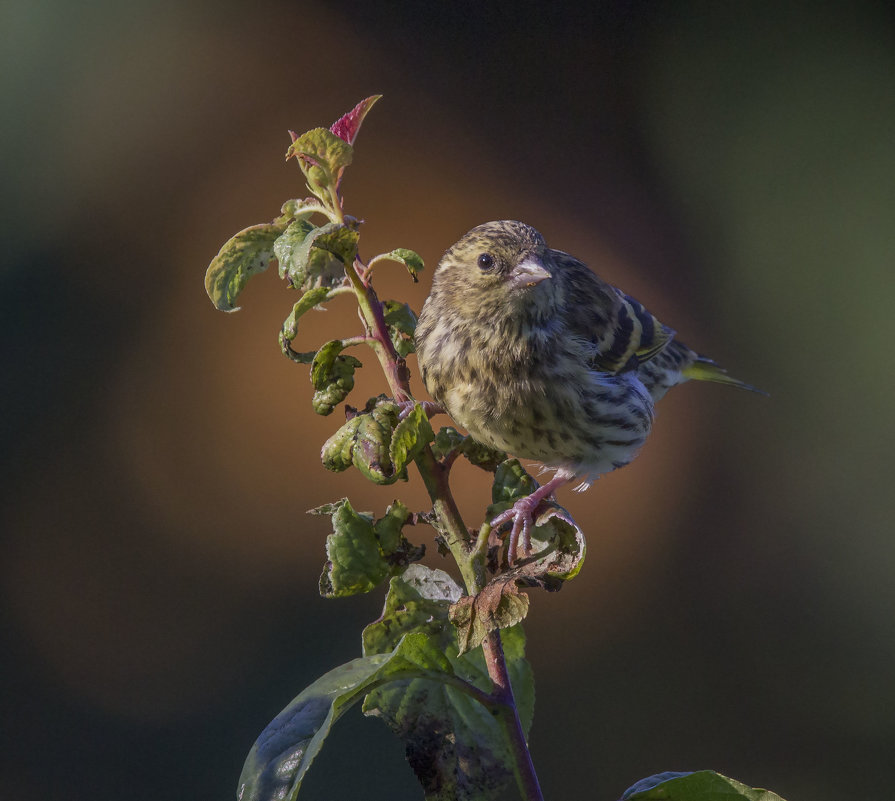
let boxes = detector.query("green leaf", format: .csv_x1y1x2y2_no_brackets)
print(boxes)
362,567,535,801
237,632,473,801
370,248,425,282
363,564,463,656
286,127,355,193
373,500,413,554
274,218,316,282
309,340,362,416
490,458,538,505
275,221,356,292
353,401,401,484
431,426,465,461
389,403,435,475
620,770,789,801
319,397,411,485
382,300,418,357
205,221,288,312
279,286,331,364
317,498,387,598
277,197,329,224
314,498,422,598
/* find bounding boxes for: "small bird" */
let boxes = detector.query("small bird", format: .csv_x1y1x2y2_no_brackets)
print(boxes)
415,220,762,563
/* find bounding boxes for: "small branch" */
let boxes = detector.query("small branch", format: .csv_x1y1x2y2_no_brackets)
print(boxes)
483,631,545,801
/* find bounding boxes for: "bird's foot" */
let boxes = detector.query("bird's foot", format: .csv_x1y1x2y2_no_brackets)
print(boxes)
490,495,542,566
489,471,575,566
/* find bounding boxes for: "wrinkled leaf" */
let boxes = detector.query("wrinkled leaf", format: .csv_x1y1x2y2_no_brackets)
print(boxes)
310,340,362,416
370,247,425,282
329,95,381,145
317,498,387,598
389,403,435,475
382,300,418,357
620,770,788,801
277,197,329,224
373,500,413,554
429,427,507,471
280,287,331,364
276,221,355,291
237,632,471,801
363,566,534,801
431,427,465,461
205,221,288,312
319,398,415,484
274,219,316,282
287,127,354,193
353,401,401,483
313,498,422,598
490,458,538,505
449,574,530,654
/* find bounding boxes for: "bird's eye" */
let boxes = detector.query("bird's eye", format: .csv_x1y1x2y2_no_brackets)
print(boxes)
477,253,495,271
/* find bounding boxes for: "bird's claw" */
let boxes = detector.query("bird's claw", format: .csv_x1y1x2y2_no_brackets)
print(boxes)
490,496,541,566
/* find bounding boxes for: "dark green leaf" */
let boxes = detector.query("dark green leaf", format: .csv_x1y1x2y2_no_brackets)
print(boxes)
362,567,535,801
389,403,435,475
237,632,473,801
620,770,788,801
318,498,387,598
490,458,537,505
279,287,331,364
431,427,465,461
205,221,288,312
373,500,413,554
315,498,422,598
371,248,425,282
459,439,507,472
382,300,418,357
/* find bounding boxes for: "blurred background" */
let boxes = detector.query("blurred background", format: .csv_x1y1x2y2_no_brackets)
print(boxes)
2,1,893,798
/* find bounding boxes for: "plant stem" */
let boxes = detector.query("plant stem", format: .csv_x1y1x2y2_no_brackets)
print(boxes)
483,632,545,801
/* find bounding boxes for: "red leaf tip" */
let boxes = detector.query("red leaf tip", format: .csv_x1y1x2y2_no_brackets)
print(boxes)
329,95,382,145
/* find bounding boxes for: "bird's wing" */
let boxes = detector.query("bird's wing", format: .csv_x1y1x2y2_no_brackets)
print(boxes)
552,250,675,374
590,289,675,373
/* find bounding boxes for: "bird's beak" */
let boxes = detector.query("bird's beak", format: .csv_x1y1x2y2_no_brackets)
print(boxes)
509,257,551,290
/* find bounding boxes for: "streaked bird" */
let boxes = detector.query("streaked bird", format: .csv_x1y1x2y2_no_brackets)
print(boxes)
415,220,763,563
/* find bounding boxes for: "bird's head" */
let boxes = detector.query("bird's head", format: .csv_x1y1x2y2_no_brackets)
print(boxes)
432,220,555,316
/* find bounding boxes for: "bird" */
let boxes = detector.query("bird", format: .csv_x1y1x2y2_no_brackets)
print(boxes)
414,220,763,564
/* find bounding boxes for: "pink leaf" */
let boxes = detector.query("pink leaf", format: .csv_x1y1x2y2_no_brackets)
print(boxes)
329,95,382,145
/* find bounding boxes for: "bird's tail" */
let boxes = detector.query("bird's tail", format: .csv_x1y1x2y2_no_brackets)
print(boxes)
682,356,768,396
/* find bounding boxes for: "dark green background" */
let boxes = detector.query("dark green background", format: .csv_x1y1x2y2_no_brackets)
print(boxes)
3,1,893,799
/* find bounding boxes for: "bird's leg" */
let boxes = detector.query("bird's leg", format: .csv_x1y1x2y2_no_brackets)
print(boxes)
490,470,575,565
